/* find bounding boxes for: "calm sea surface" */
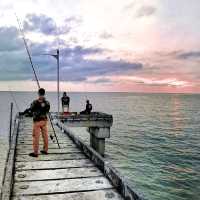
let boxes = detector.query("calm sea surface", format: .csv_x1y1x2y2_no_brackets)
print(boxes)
0,92,199,200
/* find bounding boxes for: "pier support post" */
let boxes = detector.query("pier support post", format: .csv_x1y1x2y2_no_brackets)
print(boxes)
88,127,110,156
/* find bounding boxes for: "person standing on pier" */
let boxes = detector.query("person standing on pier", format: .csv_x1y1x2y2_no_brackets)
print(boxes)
61,92,70,113
29,88,50,157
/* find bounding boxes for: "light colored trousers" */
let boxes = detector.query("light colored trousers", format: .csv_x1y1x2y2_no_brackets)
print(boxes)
32,120,48,155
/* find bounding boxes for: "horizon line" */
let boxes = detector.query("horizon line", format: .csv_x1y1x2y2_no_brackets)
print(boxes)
1,90,200,95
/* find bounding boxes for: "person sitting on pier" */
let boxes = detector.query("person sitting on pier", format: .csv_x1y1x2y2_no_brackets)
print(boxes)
29,88,50,157
80,100,92,114
61,92,70,113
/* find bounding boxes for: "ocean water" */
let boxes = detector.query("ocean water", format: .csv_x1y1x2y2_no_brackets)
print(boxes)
0,92,199,200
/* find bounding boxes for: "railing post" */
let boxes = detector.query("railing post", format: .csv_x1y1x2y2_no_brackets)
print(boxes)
9,102,13,148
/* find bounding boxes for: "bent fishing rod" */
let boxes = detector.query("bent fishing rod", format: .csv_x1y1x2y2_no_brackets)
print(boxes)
15,14,60,148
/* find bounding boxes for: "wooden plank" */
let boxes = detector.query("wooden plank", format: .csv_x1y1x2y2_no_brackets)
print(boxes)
17,136,69,141
19,130,66,133
17,143,76,150
17,137,69,141
16,153,86,162
17,140,73,145
12,189,123,200
19,127,64,131
17,147,80,155
15,167,102,181
19,128,62,131
15,159,94,170
18,133,65,137
13,177,113,195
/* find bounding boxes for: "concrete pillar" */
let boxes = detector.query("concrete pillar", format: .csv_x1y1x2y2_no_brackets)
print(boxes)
88,127,110,156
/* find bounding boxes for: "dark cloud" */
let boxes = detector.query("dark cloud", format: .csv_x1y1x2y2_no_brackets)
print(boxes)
176,51,200,59
0,26,33,80
36,46,143,82
23,14,71,35
0,25,143,82
136,5,156,18
28,43,143,82
62,45,103,57
0,27,23,51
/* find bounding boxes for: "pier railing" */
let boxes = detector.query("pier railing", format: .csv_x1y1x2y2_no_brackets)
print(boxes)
1,103,21,200
57,121,146,200
8,102,13,148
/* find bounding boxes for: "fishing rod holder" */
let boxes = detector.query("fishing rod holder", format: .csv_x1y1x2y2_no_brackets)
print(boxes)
52,112,113,156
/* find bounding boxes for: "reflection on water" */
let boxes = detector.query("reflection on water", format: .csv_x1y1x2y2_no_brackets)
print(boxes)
0,92,199,200
170,95,185,133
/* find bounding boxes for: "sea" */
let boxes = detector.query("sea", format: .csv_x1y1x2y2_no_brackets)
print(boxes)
0,92,199,200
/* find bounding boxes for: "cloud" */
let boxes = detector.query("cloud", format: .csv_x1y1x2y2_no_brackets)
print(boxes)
0,26,34,80
176,51,200,59
62,45,103,57
123,2,135,11
64,16,82,25
0,27,23,51
23,14,71,35
136,5,156,18
121,76,188,87
0,25,143,82
88,78,112,84
38,48,143,82
33,43,143,82
99,32,113,39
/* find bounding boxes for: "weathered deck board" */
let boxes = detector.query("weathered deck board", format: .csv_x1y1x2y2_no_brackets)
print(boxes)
15,167,103,181
12,189,123,200
17,147,80,154
17,143,76,149
16,153,86,162
15,159,94,170
17,140,73,145
13,177,113,195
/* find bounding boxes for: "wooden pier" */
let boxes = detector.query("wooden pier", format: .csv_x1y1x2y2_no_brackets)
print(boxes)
1,114,145,200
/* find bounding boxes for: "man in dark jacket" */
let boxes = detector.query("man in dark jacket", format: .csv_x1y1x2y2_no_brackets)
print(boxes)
61,92,70,112
29,88,50,157
80,100,92,114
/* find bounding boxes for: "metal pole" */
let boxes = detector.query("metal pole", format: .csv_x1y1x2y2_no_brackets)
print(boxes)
57,49,60,117
9,102,13,148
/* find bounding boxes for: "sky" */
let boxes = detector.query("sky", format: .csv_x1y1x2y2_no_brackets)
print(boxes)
0,0,200,93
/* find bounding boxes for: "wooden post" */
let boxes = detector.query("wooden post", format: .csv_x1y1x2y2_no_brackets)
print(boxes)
9,102,13,148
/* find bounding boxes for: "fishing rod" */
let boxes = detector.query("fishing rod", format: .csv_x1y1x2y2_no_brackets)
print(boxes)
15,14,60,148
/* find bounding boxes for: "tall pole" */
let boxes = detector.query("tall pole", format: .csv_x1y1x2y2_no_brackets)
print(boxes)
57,49,60,117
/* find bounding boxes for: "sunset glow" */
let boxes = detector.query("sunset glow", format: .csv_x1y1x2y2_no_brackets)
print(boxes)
0,0,199,93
